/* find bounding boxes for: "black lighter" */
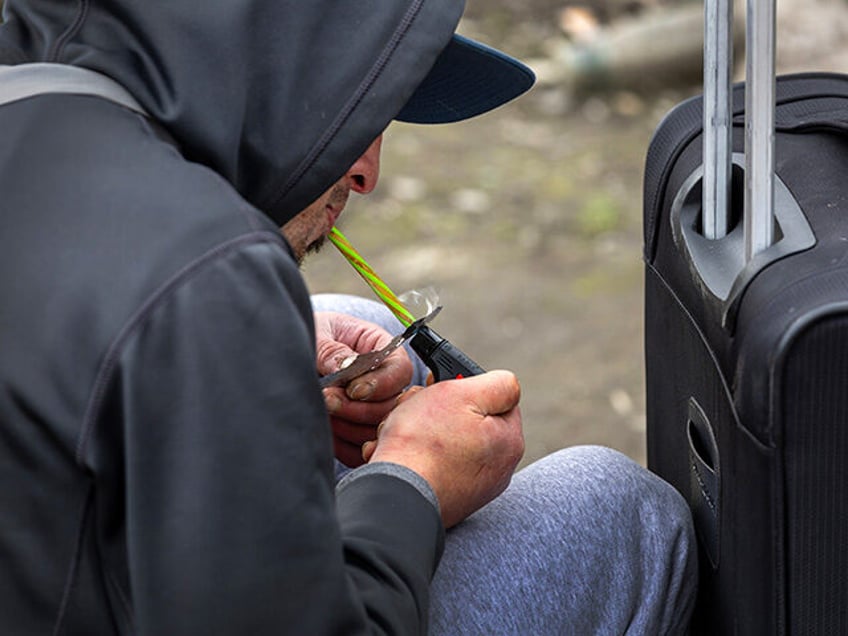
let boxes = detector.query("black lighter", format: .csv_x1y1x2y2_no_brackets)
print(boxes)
409,326,485,382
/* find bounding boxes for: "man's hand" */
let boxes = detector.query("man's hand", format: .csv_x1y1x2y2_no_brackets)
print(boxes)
363,370,525,528
315,311,414,467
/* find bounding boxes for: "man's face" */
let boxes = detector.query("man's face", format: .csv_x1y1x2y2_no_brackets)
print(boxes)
281,135,383,264
280,181,350,263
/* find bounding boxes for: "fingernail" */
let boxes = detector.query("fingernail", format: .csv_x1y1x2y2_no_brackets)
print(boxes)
324,392,342,413
339,354,357,370
347,380,376,401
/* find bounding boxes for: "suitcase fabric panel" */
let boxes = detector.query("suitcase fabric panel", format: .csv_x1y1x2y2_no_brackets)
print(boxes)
780,313,848,634
645,267,780,635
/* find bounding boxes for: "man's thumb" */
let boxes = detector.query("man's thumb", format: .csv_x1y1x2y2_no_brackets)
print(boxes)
465,369,521,415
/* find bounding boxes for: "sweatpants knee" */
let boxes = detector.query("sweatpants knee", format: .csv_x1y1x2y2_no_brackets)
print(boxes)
546,445,692,528
538,446,698,633
530,445,696,578
431,446,697,635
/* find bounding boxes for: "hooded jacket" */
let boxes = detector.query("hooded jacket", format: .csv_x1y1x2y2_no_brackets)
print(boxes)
0,1,466,633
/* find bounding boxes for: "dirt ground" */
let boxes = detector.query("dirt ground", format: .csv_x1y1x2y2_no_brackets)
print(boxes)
303,0,848,468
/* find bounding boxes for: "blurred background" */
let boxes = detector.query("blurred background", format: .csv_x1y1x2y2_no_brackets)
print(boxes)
305,0,848,467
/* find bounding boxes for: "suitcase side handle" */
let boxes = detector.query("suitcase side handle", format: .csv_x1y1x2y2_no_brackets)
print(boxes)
687,398,720,570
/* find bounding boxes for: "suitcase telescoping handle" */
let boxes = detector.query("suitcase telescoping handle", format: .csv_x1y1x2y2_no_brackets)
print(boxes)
702,0,776,260
701,0,733,241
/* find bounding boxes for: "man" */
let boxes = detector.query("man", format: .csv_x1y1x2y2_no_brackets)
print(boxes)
0,0,696,633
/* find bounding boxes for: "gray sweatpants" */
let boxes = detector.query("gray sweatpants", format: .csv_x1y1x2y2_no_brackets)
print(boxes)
313,294,697,635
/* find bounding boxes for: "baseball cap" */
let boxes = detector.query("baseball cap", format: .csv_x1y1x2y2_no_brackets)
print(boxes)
395,34,535,124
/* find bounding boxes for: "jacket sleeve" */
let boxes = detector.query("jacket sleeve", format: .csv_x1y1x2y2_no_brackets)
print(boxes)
82,237,444,635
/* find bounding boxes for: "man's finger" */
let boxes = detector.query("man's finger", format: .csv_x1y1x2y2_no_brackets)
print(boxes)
329,415,379,446
361,440,377,463
324,390,398,424
315,340,359,376
344,349,413,401
333,435,367,468
460,369,522,416
395,385,424,406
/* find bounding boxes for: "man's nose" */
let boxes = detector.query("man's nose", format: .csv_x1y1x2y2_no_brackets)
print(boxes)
346,134,383,194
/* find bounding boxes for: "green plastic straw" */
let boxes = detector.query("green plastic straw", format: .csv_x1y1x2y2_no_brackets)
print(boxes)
328,227,415,327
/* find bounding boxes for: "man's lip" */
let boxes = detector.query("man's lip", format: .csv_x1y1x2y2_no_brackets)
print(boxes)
326,205,342,230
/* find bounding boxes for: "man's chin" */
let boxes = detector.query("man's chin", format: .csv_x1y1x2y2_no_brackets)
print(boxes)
298,236,325,265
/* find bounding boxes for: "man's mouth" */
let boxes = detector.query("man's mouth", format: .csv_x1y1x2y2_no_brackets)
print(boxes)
325,185,351,231
326,204,342,232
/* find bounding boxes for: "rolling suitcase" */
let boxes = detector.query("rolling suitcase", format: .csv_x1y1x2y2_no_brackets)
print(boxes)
643,0,848,633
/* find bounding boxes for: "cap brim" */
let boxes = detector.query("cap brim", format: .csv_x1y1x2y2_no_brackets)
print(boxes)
395,34,535,124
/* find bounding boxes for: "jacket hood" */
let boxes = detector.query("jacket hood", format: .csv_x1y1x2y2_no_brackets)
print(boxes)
0,0,464,225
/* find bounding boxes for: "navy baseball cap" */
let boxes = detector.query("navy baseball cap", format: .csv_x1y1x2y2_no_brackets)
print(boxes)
396,34,535,124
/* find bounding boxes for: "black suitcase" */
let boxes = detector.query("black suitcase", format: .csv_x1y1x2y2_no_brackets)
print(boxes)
643,1,848,633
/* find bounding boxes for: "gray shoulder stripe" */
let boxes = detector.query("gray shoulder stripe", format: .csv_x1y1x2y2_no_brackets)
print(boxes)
0,63,148,116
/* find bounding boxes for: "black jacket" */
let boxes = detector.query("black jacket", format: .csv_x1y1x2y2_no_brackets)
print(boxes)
0,1,463,633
